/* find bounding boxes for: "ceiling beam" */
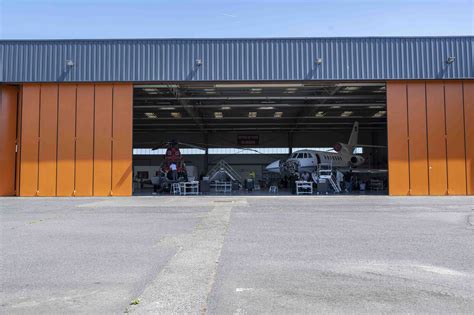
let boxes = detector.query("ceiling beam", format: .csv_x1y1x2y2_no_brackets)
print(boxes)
134,95,386,101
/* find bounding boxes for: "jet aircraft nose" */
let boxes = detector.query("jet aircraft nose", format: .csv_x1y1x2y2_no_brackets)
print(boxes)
265,160,281,173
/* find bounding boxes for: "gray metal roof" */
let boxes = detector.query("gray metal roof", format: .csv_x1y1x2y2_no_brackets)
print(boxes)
1,37,472,83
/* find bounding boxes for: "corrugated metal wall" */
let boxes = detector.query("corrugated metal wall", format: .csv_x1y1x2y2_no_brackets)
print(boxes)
1,37,472,82
387,80,473,196
18,83,133,196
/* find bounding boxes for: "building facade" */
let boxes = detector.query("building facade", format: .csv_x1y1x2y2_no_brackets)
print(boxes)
0,37,472,196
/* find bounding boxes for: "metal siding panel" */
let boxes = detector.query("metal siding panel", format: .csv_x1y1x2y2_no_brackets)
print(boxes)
112,84,133,196
0,86,18,195
407,81,429,195
38,84,58,196
445,81,467,195
464,81,474,195
426,81,448,195
56,84,76,196
1,37,472,82
387,82,410,195
93,84,113,196
75,84,94,196
19,85,40,196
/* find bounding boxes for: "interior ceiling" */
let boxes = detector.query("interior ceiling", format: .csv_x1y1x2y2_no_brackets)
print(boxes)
133,82,387,134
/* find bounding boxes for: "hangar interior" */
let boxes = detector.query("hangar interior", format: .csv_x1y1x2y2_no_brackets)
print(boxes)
132,82,388,195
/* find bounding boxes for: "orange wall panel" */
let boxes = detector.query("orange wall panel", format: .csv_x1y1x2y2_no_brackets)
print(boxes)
406,82,429,195
0,86,18,196
19,85,40,196
464,81,474,195
444,81,467,195
16,82,133,197
15,89,23,195
386,82,410,195
56,85,77,196
37,84,58,196
75,85,95,196
425,82,448,195
93,85,113,196
112,84,133,196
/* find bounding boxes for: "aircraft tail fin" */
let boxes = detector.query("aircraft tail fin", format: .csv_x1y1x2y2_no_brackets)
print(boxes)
348,122,359,148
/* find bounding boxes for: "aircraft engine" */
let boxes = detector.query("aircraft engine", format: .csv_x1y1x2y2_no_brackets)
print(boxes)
350,155,365,166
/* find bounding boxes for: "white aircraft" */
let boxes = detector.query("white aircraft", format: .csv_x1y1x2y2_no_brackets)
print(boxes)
265,122,384,176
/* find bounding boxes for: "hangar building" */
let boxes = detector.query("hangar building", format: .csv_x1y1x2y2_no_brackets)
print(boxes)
0,37,472,196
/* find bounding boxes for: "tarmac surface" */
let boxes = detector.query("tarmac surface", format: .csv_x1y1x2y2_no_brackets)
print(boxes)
1,196,473,314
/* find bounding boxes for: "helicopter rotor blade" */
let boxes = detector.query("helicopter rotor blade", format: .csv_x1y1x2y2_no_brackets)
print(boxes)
176,142,206,150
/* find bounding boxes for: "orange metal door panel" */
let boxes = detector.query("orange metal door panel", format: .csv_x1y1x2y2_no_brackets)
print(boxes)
75,85,95,196
111,84,133,196
464,81,474,195
425,82,448,195
19,85,41,196
0,86,18,196
406,82,429,195
445,81,467,195
15,89,23,195
38,84,59,196
56,85,77,196
93,84,113,196
386,82,410,195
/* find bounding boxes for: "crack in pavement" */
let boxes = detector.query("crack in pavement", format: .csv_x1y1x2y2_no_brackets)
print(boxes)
128,202,236,314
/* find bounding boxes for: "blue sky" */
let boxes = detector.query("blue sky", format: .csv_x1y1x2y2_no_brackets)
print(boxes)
1,0,472,39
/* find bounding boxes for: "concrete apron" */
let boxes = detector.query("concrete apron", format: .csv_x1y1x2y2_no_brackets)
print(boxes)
129,200,240,313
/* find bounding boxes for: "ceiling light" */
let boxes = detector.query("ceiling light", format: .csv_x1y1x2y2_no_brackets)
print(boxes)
274,112,283,118
143,88,158,92
250,88,262,94
315,111,325,117
206,91,217,94
171,112,182,118
344,87,360,91
258,106,275,110
286,87,298,91
261,101,276,104
373,110,387,118
341,111,353,117
221,106,231,110
160,106,176,110
214,112,223,119
330,105,341,109
248,112,257,118
369,105,384,109
215,83,304,88
144,112,158,119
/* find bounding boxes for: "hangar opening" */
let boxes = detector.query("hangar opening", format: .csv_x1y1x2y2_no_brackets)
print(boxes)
132,82,388,196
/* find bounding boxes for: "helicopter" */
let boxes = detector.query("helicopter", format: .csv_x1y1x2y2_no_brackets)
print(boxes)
147,140,202,192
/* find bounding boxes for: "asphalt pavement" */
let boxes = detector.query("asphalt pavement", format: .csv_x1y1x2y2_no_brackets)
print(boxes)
1,196,473,314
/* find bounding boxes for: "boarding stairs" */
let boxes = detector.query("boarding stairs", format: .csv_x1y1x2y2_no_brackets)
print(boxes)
207,160,243,184
315,163,341,193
